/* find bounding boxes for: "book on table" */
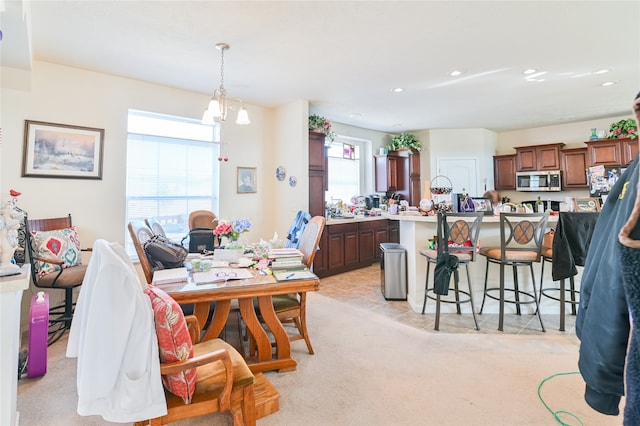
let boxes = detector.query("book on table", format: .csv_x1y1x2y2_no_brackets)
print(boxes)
268,248,303,259
153,267,189,285
192,268,254,284
269,260,307,270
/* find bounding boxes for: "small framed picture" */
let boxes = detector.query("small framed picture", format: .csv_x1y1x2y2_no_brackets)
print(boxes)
574,197,601,212
22,120,105,179
237,167,257,194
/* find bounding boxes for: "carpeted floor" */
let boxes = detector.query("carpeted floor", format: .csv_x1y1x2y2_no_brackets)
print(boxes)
17,291,623,425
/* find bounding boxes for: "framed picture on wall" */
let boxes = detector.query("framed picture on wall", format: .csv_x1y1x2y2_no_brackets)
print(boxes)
22,120,105,179
237,167,257,193
574,197,601,212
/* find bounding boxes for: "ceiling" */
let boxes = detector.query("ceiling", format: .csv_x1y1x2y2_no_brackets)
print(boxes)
2,1,639,134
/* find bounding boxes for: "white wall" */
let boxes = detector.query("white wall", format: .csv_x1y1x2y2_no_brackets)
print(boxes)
1,61,308,327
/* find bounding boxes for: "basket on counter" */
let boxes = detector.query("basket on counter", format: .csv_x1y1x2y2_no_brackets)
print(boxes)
430,175,453,213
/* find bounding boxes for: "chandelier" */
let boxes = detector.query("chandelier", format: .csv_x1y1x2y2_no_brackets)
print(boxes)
202,43,250,125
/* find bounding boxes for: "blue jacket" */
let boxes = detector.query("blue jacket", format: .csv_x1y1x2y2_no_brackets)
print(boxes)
576,155,638,415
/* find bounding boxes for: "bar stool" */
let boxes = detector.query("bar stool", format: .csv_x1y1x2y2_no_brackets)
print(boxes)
538,212,599,331
420,212,483,331
479,212,549,332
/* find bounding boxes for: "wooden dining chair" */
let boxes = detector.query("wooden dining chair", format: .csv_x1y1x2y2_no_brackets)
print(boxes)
189,210,219,230
128,220,156,285
269,216,326,354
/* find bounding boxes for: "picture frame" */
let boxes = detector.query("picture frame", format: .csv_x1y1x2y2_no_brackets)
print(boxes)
22,120,104,179
470,197,494,215
574,197,601,212
237,167,257,194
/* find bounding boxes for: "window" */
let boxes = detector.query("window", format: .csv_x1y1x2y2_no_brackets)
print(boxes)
125,109,220,257
326,135,371,205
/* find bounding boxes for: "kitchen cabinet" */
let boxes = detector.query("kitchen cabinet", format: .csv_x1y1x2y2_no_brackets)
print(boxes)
585,138,636,167
375,150,420,206
493,154,516,190
308,131,328,217
560,148,588,188
316,219,397,278
359,220,389,263
515,143,563,172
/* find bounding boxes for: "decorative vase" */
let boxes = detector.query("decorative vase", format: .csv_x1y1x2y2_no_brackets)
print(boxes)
589,128,599,141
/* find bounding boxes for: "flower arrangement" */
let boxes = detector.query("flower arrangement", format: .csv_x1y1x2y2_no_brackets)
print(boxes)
308,114,336,142
609,118,637,139
214,218,252,246
387,132,422,153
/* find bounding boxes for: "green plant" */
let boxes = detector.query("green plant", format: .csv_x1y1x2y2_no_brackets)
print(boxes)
387,132,422,152
609,118,637,140
308,114,336,142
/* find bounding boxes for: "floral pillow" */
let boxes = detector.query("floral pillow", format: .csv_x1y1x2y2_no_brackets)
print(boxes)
144,285,196,404
30,227,82,278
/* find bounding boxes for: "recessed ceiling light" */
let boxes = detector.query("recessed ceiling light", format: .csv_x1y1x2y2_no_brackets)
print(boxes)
349,113,362,118
523,69,538,75
602,81,618,86
594,68,611,75
392,87,404,93
449,69,465,77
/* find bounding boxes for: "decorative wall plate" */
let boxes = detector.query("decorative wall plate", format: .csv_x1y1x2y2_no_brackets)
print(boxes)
289,176,297,187
276,166,286,181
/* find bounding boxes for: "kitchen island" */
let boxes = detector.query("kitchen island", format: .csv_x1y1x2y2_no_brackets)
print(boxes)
384,212,561,315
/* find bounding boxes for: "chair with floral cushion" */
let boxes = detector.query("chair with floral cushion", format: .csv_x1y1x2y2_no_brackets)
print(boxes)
25,213,90,345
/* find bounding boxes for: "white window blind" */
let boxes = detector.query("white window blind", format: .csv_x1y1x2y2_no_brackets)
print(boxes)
125,110,220,257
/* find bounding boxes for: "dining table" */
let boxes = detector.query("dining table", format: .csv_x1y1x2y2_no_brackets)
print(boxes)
153,267,319,374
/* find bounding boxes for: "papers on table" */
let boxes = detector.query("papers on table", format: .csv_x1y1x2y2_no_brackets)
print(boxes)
273,269,318,282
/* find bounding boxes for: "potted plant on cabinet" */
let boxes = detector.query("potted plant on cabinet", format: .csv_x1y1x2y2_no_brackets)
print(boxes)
609,118,637,139
387,132,422,153
308,114,336,142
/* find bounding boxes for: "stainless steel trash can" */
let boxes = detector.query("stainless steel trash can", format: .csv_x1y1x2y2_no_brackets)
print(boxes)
380,243,407,300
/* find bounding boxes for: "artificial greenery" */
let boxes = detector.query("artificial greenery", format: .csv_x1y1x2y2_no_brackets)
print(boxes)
387,132,422,153
308,114,336,142
609,118,637,140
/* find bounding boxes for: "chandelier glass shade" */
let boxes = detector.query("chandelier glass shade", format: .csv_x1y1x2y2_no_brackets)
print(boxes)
202,43,250,126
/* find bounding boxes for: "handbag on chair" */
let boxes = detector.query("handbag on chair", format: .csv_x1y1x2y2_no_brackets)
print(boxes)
433,213,459,296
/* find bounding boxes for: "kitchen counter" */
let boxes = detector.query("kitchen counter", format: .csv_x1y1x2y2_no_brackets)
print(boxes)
325,215,388,225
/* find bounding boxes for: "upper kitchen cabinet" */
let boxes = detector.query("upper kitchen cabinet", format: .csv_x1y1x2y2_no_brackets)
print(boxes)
374,150,421,206
309,131,328,217
585,137,637,167
515,143,564,172
493,154,516,190
561,147,588,188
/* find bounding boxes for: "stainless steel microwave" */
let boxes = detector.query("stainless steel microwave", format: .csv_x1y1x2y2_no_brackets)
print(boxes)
516,170,562,192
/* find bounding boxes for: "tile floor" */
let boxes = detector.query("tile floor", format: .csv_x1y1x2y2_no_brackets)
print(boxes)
317,263,577,335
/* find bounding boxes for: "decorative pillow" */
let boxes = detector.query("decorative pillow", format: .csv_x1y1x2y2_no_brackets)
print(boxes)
144,286,196,404
30,227,82,278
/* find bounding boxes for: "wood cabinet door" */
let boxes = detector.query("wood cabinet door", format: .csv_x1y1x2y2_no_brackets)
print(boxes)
536,145,561,170
388,222,399,243
358,227,374,263
308,131,326,170
561,148,588,188
309,170,325,217
516,147,537,171
373,226,389,260
621,138,638,165
344,230,359,266
327,232,345,270
493,155,516,190
587,140,622,166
